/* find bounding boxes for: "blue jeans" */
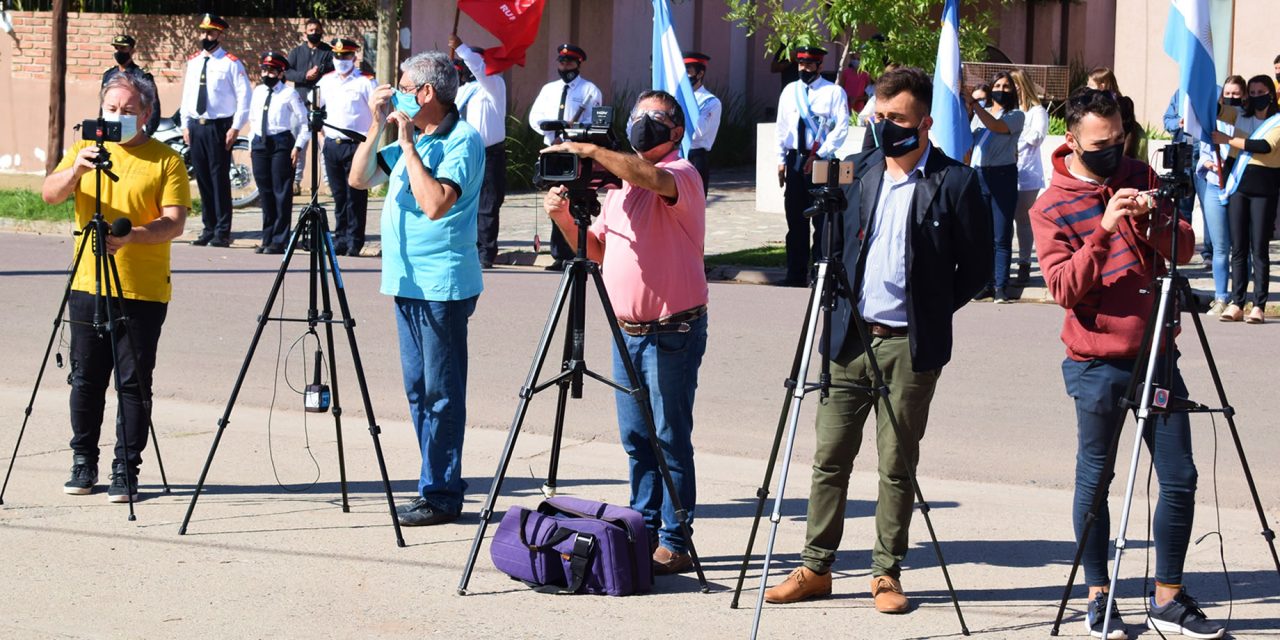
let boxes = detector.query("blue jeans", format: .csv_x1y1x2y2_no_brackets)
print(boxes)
1062,356,1198,587
612,314,708,554
1195,174,1231,301
978,164,1019,290
394,295,478,515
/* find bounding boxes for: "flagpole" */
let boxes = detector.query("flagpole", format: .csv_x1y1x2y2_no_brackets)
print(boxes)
450,7,461,58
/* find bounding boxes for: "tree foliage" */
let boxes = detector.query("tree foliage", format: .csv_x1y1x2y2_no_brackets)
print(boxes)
724,0,1002,74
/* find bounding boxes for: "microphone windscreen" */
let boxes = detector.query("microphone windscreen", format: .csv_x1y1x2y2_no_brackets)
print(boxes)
110,217,133,237
540,120,568,132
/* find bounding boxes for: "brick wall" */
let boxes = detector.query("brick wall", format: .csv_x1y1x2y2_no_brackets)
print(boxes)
6,12,378,83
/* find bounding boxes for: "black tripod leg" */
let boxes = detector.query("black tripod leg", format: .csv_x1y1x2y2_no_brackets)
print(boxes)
320,228,405,546
729,276,820,608
1049,278,1164,635
458,267,576,594
180,215,308,535
543,301,576,497
316,230,350,512
835,268,969,635
589,266,709,592
1177,281,1280,575
1,229,92,506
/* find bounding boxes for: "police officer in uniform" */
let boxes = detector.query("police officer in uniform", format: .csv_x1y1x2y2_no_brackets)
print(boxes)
774,46,849,286
315,38,376,256
449,34,508,269
528,44,603,271
684,51,721,196
103,34,161,135
284,18,333,195
181,13,251,247
249,51,307,254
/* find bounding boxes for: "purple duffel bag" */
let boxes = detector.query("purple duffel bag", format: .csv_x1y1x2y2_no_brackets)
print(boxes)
489,496,653,596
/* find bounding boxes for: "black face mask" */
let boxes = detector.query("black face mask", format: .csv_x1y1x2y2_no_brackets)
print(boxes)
1223,96,1243,107
558,68,579,84
1248,95,1273,114
201,38,219,52
990,90,1016,109
113,51,132,66
799,69,819,85
1077,142,1124,179
306,32,323,44
628,114,673,153
262,75,279,88
877,119,921,158
687,72,703,88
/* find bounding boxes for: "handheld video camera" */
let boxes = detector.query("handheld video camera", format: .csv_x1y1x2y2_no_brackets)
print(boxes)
534,106,623,194
1151,141,1194,202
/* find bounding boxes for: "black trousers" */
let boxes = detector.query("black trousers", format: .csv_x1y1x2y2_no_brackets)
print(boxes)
190,118,234,241
1228,189,1277,307
324,138,368,251
688,148,710,197
783,150,821,284
477,142,507,265
252,132,296,249
68,290,167,470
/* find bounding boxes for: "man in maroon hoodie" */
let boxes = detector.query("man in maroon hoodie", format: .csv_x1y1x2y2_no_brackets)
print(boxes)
1030,89,1224,640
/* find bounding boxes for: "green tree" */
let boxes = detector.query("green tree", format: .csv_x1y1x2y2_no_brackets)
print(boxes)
725,0,1002,74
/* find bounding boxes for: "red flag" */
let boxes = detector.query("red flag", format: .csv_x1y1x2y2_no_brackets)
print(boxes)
458,0,545,76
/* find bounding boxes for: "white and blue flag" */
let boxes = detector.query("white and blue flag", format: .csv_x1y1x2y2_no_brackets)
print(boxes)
1163,0,1218,144
929,0,972,160
651,0,700,157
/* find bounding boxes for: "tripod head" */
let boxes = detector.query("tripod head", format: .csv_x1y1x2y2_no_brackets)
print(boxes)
73,117,121,184
561,187,603,261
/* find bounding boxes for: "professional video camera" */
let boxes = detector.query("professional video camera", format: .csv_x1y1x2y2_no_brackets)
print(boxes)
534,106,623,194
1151,140,1194,202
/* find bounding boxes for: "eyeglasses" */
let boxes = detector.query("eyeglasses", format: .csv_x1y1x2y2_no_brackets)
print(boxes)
628,109,675,126
397,83,423,94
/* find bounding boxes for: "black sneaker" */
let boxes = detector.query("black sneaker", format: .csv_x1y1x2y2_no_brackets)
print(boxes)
397,499,458,527
993,288,1013,304
1147,590,1225,639
106,463,138,504
63,454,97,495
1086,591,1128,640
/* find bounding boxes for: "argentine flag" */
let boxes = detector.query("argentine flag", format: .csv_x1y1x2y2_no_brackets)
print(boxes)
651,0,700,157
1163,0,1217,144
929,0,972,160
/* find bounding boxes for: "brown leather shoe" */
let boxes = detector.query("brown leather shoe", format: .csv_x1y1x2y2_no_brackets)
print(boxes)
763,567,832,604
870,575,910,613
1220,303,1243,322
1245,306,1265,324
652,546,692,575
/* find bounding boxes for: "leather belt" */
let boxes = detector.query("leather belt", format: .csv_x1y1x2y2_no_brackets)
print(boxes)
617,305,707,337
195,117,232,126
867,323,908,338
328,137,353,144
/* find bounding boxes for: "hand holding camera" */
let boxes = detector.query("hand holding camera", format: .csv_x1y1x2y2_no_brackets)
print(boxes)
1100,187,1151,233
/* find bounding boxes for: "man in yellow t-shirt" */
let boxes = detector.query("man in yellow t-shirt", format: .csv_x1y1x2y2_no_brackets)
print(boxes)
41,70,190,503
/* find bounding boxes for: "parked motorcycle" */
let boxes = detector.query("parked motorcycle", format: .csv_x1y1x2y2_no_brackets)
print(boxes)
152,110,259,208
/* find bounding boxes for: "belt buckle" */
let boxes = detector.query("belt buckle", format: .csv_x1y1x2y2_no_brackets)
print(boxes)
198,117,208,125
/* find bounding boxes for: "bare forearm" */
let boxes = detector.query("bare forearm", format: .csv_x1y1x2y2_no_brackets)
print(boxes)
974,107,1009,134
590,147,676,198
349,121,386,189
549,208,603,262
131,208,188,244
402,151,453,220
42,167,84,204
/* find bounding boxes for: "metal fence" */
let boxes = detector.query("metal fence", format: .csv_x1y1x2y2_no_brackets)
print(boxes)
963,62,1071,102
7,0,378,19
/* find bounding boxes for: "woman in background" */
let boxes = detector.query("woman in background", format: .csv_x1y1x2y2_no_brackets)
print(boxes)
1010,69,1046,286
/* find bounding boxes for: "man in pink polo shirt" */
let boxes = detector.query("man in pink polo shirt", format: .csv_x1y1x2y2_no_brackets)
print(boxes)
543,90,708,576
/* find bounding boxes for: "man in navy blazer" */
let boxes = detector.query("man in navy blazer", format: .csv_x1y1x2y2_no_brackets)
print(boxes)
765,67,990,613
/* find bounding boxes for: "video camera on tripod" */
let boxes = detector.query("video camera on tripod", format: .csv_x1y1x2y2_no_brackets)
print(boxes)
1150,140,1195,202
535,106,623,195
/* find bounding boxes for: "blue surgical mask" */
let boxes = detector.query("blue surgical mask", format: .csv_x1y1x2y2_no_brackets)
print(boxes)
393,89,421,120
334,59,355,75
102,112,139,143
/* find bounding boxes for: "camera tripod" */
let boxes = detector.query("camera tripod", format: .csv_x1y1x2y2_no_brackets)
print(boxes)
1049,193,1279,635
457,188,709,594
2,128,171,521
177,100,405,546
728,161,968,638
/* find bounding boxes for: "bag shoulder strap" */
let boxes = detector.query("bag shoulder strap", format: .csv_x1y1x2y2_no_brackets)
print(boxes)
523,532,597,595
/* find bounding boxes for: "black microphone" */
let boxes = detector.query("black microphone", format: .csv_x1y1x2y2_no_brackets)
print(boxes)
110,217,132,237
540,120,569,132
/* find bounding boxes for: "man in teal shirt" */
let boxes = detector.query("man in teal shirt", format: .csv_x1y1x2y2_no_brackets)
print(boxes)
351,50,484,527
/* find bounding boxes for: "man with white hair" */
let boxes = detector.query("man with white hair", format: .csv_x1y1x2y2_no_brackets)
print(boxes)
350,51,485,527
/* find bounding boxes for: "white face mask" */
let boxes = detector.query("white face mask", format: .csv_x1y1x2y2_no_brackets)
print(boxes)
102,112,139,143
335,59,355,75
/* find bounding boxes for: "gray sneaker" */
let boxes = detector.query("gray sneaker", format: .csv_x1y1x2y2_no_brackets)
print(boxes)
63,454,97,495
1147,590,1225,639
1086,591,1128,639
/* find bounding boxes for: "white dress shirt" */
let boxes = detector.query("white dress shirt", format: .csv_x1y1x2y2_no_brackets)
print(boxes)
455,44,508,147
859,144,932,328
691,85,722,151
315,69,376,140
249,82,308,149
528,75,603,145
774,76,849,164
180,47,252,131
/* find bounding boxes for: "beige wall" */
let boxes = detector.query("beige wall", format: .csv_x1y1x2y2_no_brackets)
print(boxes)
1117,0,1280,130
